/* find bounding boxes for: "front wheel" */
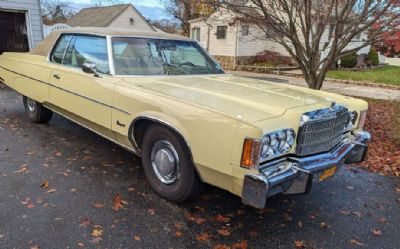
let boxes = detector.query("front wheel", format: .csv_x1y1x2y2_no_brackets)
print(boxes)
141,125,201,203
23,96,53,123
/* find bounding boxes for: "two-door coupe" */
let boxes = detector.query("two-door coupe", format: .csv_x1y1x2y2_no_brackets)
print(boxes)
0,28,370,208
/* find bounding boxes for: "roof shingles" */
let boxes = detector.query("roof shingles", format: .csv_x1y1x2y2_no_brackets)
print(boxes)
67,4,130,27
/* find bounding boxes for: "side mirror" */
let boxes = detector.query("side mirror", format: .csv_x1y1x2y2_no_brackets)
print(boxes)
82,62,97,75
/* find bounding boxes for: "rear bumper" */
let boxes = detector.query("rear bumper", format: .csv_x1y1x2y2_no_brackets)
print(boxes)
241,131,371,209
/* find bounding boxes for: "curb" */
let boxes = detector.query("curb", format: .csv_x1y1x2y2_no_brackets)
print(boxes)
325,78,400,90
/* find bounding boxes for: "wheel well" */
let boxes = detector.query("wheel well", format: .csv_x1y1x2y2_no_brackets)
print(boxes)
130,118,203,181
131,118,189,153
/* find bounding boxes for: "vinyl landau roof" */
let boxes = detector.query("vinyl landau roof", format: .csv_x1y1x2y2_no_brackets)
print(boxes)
30,27,192,57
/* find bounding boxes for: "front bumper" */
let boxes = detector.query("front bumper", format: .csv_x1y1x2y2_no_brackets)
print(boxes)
241,131,371,209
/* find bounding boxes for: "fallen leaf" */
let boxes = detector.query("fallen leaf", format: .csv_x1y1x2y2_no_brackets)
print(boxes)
196,233,210,243
340,210,351,215
175,231,183,237
232,241,248,249
372,229,382,236
91,228,103,237
174,223,183,230
128,187,135,192
214,245,231,249
70,188,77,192
40,181,49,189
352,211,362,218
378,217,388,224
92,203,105,209
112,193,124,211
217,229,231,236
148,208,156,215
283,212,292,222
185,212,206,225
79,218,91,227
214,214,231,223
15,165,29,174
46,188,56,194
396,188,400,193
133,235,141,241
77,242,84,247
30,245,40,249
297,221,303,228
350,239,364,246
320,222,328,229
26,201,35,209
294,240,305,248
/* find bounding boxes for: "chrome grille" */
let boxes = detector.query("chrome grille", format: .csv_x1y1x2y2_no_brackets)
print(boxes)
296,105,350,156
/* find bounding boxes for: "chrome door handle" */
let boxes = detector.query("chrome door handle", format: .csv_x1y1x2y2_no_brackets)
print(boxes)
53,74,61,80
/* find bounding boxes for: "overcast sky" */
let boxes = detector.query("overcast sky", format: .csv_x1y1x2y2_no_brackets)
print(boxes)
69,0,170,20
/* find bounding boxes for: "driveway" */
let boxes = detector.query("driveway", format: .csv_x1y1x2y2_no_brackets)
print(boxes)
229,70,400,101
0,84,399,249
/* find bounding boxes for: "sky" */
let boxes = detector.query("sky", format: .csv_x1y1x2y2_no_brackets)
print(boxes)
69,0,171,20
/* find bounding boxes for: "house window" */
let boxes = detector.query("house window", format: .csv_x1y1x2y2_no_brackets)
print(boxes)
328,24,335,40
191,27,200,42
242,26,249,36
216,26,227,39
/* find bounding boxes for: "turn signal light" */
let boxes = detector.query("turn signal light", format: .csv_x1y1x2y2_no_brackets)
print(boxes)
358,110,368,129
241,138,262,169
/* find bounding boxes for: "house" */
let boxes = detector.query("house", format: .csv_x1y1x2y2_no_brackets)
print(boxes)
67,4,155,32
0,0,43,53
189,8,370,69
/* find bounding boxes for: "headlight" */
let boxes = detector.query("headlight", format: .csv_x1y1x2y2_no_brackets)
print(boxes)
260,129,296,161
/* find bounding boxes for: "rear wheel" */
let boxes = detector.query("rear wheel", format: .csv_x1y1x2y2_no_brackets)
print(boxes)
23,96,53,123
141,125,201,202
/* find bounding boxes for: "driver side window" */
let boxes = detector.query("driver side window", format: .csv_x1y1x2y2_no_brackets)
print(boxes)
62,35,109,74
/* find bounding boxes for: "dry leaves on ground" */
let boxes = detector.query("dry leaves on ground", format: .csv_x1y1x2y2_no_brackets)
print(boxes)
357,99,400,176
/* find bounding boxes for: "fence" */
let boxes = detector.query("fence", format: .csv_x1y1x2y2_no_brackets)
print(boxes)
43,23,71,37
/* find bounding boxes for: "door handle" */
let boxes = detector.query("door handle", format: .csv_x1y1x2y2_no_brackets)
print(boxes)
53,74,61,80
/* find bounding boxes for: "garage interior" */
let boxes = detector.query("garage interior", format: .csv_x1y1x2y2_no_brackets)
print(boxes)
0,10,29,54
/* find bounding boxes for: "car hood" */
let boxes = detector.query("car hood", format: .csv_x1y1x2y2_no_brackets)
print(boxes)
122,75,338,123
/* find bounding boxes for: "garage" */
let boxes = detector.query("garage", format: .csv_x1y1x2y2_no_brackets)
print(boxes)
0,0,43,54
0,10,29,53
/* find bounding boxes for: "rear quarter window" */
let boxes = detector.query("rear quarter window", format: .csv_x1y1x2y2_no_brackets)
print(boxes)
50,35,72,63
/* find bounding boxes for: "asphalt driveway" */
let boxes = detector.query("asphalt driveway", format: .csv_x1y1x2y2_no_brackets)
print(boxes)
0,84,399,249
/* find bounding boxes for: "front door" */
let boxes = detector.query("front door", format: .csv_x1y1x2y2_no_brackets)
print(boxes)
48,34,115,134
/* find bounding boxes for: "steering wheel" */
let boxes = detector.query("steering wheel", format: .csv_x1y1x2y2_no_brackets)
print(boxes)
178,62,195,67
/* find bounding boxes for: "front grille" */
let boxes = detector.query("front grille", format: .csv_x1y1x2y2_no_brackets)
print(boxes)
296,105,350,156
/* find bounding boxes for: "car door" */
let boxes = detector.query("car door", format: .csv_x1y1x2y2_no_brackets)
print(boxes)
49,34,115,135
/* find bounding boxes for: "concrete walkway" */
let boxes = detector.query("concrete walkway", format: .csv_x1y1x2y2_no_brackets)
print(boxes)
229,70,400,101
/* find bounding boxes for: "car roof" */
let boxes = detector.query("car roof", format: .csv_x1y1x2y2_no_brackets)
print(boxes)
30,27,192,57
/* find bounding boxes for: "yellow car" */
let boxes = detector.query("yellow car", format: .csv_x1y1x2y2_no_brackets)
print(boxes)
0,28,370,208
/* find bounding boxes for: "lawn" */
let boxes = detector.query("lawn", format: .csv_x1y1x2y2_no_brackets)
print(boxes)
326,65,400,86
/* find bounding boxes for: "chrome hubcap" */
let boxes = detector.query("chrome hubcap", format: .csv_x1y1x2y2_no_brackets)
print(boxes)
26,98,37,112
151,140,180,184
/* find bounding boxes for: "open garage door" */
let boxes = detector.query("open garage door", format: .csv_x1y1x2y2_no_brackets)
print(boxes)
0,10,29,54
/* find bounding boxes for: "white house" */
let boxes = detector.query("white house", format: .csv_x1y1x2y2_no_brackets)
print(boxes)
67,4,156,32
0,0,43,53
190,8,370,69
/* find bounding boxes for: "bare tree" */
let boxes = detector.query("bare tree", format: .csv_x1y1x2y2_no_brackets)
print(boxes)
150,19,181,34
41,0,73,22
213,0,400,89
91,0,122,7
161,0,215,35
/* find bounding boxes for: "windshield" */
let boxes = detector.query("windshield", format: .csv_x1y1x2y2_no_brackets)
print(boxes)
111,37,224,76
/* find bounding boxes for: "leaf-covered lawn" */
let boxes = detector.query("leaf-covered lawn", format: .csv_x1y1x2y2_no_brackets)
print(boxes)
327,65,400,86
357,98,400,176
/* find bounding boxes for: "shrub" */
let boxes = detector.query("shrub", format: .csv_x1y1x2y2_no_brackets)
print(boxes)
367,48,379,66
340,53,358,68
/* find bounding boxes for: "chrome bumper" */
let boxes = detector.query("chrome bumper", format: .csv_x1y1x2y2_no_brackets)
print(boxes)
242,131,371,209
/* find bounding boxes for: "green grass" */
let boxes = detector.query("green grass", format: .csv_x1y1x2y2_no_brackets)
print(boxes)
326,65,400,86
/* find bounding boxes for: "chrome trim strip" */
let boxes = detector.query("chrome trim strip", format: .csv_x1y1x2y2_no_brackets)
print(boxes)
106,35,116,76
43,104,140,157
0,65,131,115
